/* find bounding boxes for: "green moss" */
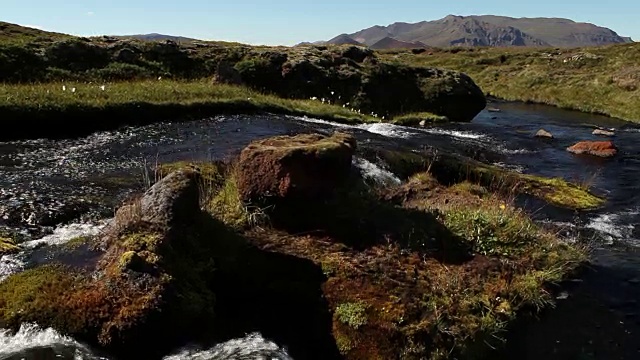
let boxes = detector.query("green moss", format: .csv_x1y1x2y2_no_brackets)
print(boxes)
208,175,250,229
156,161,224,188
63,236,91,250
121,233,162,253
392,112,449,126
335,301,369,329
335,332,355,355
519,174,605,210
0,237,19,254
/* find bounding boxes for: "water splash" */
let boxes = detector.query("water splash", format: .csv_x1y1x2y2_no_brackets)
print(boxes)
162,333,293,360
0,323,106,359
354,158,401,186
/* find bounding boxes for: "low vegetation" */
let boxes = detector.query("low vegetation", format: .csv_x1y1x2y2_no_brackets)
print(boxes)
382,43,640,122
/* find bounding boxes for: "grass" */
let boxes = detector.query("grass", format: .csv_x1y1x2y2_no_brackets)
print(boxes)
0,80,377,124
392,112,450,126
383,43,640,122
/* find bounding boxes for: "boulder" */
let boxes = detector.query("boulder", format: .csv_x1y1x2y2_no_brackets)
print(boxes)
535,129,554,138
592,128,615,137
567,141,618,158
140,169,201,227
236,132,356,203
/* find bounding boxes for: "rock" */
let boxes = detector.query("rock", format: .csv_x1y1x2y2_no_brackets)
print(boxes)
567,141,618,158
237,132,356,203
140,169,201,227
593,128,616,137
487,107,501,112
0,237,19,255
213,61,242,85
535,129,554,138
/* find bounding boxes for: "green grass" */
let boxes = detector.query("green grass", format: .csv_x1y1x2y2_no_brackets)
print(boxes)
0,80,377,124
392,112,449,126
383,43,640,122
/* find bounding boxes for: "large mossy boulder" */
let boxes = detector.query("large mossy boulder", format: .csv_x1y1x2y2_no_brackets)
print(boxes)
234,46,486,121
236,132,357,203
0,168,219,357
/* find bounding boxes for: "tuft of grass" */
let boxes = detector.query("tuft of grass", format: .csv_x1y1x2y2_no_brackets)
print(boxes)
335,301,369,329
383,43,640,122
392,112,450,126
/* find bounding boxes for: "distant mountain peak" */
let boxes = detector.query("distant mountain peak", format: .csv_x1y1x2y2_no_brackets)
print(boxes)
324,15,630,48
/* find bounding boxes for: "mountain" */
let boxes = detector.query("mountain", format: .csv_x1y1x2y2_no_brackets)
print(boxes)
325,34,362,46
114,33,200,43
340,15,631,48
370,36,428,50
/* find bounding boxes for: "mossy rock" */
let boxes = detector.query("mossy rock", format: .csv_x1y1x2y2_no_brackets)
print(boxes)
0,237,19,255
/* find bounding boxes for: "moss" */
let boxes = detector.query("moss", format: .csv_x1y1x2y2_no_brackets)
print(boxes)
156,161,225,188
208,174,250,229
519,174,605,210
63,236,91,250
120,232,162,253
335,301,369,329
392,112,450,126
0,237,19,255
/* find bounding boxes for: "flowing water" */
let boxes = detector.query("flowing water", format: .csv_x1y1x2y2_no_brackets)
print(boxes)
1,103,639,359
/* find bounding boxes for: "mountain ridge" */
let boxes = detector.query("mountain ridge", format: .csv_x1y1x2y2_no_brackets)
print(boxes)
319,15,633,49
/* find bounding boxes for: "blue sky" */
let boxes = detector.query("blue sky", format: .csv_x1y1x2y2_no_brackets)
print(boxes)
3,1,638,45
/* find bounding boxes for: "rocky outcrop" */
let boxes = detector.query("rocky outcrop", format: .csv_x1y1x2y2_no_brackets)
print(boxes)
213,61,243,85
232,46,486,121
535,129,554,138
567,141,618,157
0,168,218,357
237,132,356,203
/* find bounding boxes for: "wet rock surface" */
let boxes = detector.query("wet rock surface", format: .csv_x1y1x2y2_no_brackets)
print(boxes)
567,140,618,157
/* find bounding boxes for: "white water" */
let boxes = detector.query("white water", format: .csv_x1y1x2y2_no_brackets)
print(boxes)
416,127,485,139
353,158,402,186
0,324,291,360
0,221,108,282
163,333,293,360
586,208,639,246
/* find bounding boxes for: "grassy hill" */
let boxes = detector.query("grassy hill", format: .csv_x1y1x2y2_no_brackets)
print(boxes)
383,43,640,122
0,22,70,44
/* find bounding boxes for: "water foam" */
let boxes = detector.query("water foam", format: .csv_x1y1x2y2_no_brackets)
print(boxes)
0,323,104,359
416,128,486,139
163,333,293,360
354,158,401,186
586,208,639,246
0,221,109,282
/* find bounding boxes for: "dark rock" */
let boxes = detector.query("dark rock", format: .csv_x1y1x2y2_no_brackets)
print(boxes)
140,169,201,227
236,132,356,203
340,46,373,63
567,141,618,158
535,129,554,138
114,48,139,63
213,61,243,85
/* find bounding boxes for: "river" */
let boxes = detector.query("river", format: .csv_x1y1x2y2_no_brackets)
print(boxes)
1,102,639,359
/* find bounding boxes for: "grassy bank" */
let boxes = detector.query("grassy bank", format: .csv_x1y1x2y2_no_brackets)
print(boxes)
0,80,376,140
382,43,640,122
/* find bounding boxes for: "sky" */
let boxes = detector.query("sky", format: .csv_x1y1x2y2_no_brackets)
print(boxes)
3,1,638,45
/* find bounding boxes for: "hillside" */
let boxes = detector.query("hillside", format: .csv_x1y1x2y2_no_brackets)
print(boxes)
370,36,428,50
0,22,70,44
341,15,632,48
383,42,640,122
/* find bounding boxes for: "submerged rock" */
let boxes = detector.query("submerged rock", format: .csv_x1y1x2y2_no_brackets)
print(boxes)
567,140,618,158
535,129,554,138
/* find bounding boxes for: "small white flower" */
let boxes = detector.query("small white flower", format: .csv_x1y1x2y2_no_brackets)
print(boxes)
247,97,252,101
62,85,66,91
158,76,162,80
71,87,76,93
330,91,334,95
310,96,317,100
100,85,106,91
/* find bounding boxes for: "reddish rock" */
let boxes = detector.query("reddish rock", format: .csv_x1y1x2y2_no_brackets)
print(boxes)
236,132,356,202
567,141,618,158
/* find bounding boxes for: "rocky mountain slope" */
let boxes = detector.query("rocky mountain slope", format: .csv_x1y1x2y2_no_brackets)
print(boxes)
322,15,633,48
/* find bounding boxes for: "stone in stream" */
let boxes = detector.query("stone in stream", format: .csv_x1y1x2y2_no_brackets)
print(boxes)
535,129,554,138
567,141,618,158
236,132,356,203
